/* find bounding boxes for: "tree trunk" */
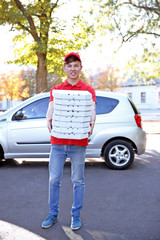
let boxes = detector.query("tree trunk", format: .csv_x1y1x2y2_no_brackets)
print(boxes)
36,52,48,93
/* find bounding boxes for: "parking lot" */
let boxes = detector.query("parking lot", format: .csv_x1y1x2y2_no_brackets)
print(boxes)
0,132,160,240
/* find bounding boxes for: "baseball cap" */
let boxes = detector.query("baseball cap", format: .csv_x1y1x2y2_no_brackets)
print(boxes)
64,52,81,62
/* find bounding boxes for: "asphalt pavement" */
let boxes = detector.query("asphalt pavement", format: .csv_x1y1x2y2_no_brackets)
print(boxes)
0,134,160,240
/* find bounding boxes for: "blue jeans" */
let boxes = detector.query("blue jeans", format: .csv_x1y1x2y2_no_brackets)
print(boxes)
49,144,86,217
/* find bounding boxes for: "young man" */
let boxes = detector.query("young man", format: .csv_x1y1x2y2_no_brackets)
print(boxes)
42,52,96,230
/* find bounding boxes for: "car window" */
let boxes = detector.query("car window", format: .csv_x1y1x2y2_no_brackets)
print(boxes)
14,97,50,120
96,96,119,115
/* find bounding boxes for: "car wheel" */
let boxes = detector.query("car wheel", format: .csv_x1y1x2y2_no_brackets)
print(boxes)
104,140,134,170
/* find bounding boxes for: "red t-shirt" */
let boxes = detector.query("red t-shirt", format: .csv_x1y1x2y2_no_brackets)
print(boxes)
49,79,96,146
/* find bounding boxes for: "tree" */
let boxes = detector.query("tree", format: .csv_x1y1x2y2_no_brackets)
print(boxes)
96,65,123,91
20,67,62,96
0,0,94,93
93,0,160,80
47,72,63,91
126,45,160,81
0,71,29,101
96,1,160,44
20,67,36,96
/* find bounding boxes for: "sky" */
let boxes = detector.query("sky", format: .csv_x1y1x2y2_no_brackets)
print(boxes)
0,26,16,72
81,36,141,74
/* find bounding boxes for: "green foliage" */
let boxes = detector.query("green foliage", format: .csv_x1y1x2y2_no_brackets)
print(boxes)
94,0,160,81
0,0,95,78
126,45,160,82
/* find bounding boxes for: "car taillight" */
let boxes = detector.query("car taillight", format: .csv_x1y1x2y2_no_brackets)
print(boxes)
134,114,142,128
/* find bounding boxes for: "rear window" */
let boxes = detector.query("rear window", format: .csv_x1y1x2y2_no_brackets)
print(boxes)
96,96,119,115
128,99,139,114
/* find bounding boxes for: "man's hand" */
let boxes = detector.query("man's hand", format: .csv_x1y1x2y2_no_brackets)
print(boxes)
89,121,94,137
46,101,54,133
89,101,96,137
46,119,52,133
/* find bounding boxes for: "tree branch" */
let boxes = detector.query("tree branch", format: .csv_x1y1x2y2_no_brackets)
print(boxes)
52,0,60,10
123,28,160,42
122,26,143,42
17,22,31,34
49,0,59,18
14,0,40,41
155,0,160,7
140,31,160,37
118,1,160,16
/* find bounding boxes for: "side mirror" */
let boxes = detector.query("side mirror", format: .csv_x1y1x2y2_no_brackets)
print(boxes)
14,110,25,120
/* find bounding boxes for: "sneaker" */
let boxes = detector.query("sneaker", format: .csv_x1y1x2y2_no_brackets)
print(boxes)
71,216,81,230
41,214,58,229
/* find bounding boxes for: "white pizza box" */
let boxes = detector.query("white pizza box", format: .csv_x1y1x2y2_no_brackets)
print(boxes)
51,131,88,139
54,98,92,106
54,104,91,112
53,115,91,123
53,126,91,134
53,90,92,100
52,120,90,128
52,90,92,139
54,109,92,117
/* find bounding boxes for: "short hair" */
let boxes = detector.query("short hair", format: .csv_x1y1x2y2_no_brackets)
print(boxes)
64,55,82,65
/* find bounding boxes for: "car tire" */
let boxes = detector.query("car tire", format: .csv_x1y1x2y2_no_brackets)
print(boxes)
104,140,134,170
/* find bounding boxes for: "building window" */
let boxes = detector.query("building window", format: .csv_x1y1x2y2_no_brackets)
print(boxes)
128,93,132,100
158,92,160,103
141,92,146,103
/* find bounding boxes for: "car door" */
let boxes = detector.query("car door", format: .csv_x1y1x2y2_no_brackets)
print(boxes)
86,95,120,157
7,97,51,158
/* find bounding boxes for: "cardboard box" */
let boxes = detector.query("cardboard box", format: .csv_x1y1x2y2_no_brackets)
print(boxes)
54,109,92,117
53,115,91,123
52,120,90,128
54,104,91,111
53,90,92,100
53,126,91,134
52,132,89,139
54,98,92,106
51,90,92,139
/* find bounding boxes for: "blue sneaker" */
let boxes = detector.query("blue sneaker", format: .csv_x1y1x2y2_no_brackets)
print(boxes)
41,214,58,228
71,216,81,230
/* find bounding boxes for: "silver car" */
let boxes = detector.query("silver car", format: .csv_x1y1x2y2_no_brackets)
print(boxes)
0,91,146,169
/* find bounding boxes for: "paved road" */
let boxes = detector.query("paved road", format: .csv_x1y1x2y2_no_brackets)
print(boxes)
0,134,160,240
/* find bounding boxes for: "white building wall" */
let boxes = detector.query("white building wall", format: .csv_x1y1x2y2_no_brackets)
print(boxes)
118,85,160,110
156,87,160,108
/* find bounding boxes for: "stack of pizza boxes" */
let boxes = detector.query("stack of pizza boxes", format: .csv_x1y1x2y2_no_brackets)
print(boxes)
51,90,92,139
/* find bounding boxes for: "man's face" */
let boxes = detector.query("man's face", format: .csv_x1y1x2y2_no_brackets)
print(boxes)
63,61,82,81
